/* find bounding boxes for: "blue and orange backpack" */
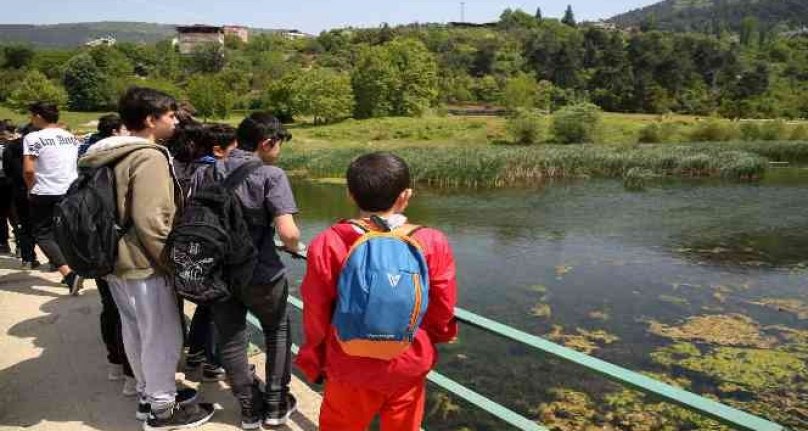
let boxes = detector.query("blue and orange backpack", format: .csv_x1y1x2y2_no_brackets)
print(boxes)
333,219,430,360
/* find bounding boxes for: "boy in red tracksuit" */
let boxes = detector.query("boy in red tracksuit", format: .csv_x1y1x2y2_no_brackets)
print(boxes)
297,152,458,431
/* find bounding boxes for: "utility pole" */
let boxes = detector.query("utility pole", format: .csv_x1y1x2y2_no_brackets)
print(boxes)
461,2,466,22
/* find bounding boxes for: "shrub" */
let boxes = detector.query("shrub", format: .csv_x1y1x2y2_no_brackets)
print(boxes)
688,118,739,142
790,125,808,141
7,70,68,112
552,103,601,144
758,120,787,141
739,122,761,141
506,109,546,145
638,122,678,143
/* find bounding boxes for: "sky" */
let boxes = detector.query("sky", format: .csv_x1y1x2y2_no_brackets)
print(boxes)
2,0,661,34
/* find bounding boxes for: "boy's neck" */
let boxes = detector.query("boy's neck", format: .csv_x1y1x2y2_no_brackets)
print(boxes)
358,210,396,219
131,130,155,142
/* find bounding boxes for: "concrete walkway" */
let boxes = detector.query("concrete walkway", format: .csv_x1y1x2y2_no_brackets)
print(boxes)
0,255,321,431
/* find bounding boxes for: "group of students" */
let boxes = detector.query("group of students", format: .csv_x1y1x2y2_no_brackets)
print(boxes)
3,86,458,431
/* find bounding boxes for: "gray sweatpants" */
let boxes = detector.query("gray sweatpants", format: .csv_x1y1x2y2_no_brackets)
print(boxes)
107,274,182,408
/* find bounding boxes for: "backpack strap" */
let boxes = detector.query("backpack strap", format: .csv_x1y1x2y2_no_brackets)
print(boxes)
222,160,264,190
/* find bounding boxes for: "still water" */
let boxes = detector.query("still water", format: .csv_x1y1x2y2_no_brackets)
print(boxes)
281,168,808,430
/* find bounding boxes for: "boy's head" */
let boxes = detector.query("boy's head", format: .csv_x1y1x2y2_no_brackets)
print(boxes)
204,123,238,160
97,114,126,138
347,152,413,214
118,87,178,141
167,121,206,163
236,112,291,164
28,102,59,128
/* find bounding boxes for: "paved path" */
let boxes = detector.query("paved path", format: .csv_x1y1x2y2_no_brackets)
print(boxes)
0,255,321,431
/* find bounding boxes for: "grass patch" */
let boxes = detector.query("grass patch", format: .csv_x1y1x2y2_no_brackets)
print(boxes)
281,141,770,187
0,105,111,133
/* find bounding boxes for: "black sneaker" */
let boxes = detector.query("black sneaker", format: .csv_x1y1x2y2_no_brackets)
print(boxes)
240,385,265,430
264,393,297,427
62,272,84,296
136,388,199,421
144,402,215,431
202,364,226,382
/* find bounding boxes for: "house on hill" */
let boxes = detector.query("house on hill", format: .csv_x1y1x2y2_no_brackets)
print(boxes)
176,25,223,54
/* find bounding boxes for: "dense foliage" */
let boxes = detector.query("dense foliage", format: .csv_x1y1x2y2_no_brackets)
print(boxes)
0,7,806,121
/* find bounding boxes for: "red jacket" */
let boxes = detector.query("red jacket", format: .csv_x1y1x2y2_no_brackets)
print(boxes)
296,222,458,393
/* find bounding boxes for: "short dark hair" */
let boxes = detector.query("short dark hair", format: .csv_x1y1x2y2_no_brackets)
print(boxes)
203,123,237,149
167,121,207,163
97,114,123,138
118,86,178,132
347,152,411,212
28,102,59,124
236,112,291,152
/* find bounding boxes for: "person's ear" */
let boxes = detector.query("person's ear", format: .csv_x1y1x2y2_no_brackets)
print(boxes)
395,188,413,212
144,115,156,130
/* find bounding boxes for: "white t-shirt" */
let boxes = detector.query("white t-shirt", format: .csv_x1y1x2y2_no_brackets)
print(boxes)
23,128,79,196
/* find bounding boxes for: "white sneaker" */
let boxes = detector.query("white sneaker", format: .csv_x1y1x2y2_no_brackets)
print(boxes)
122,376,138,397
108,364,124,381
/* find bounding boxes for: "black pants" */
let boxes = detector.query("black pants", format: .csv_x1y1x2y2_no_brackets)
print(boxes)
0,180,11,246
97,279,134,377
11,192,35,262
29,194,67,267
188,305,221,366
212,276,291,403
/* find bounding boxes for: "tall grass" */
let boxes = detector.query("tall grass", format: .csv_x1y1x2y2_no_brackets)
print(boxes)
281,143,771,188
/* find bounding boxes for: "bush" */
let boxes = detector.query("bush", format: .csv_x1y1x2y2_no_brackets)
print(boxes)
758,120,787,141
688,118,739,142
739,122,761,141
552,103,601,144
790,125,808,141
638,122,678,143
7,70,68,112
506,109,546,145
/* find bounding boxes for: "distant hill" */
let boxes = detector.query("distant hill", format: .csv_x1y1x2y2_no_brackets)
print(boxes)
0,21,288,48
609,0,808,33
0,22,178,47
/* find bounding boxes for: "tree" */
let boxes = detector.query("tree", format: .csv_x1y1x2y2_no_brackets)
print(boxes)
501,73,539,110
562,5,576,28
351,39,438,118
292,68,354,124
262,75,298,123
7,70,68,112
2,45,35,69
184,44,225,74
62,53,115,111
186,75,231,119
535,7,543,21
740,16,758,47
88,46,133,78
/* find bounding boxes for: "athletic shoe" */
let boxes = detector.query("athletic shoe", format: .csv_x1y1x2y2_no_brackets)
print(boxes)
263,393,297,427
240,385,264,430
62,272,84,296
122,376,139,397
20,260,41,270
202,364,226,382
136,388,199,421
144,402,215,431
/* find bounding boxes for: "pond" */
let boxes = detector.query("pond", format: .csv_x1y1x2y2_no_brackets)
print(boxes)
282,168,808,430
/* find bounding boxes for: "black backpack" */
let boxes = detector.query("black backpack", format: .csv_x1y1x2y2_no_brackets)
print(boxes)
54,165,129,278
165,161,263,305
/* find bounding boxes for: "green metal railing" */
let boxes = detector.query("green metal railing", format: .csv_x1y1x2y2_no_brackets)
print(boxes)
249,245,790,431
